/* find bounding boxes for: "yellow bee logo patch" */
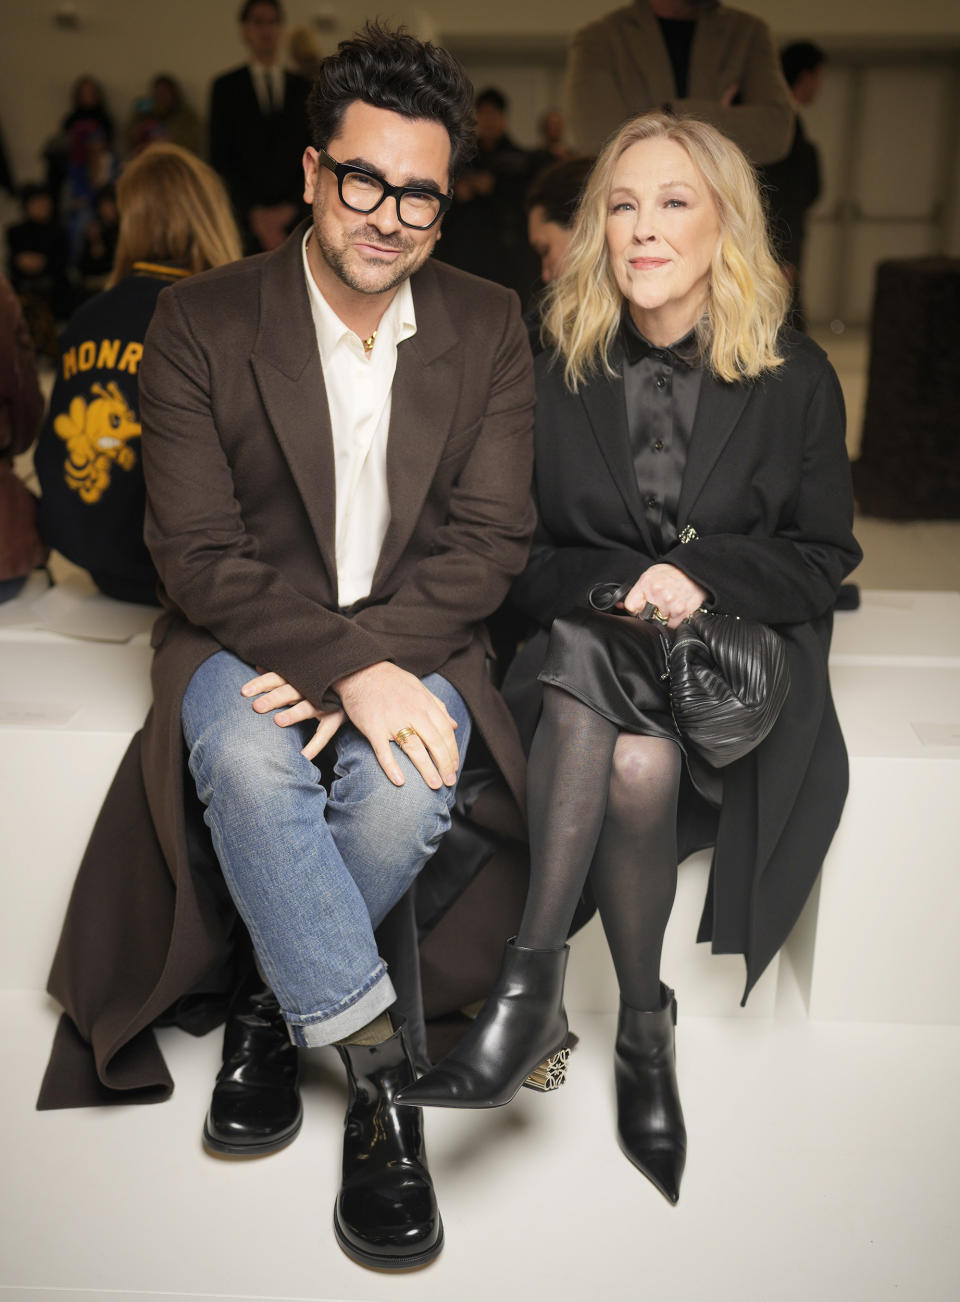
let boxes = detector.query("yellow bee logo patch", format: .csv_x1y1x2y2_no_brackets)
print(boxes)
53,382,142,504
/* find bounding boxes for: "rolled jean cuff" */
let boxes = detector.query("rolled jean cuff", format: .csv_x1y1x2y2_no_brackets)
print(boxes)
283,963,397,1048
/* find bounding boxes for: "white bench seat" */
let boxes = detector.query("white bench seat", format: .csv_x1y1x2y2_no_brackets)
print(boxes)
2,586,958,1028
785,662,960,1025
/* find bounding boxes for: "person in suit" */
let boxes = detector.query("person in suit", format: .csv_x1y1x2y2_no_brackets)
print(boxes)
565,0,794,165
398,112,861,1209
38,24,536,1271
208,0,311,252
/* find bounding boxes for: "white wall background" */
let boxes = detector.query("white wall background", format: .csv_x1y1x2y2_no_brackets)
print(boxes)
2,0,959,322
2,0,960,180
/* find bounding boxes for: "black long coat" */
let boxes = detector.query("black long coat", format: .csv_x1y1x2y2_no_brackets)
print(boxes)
509,330,861,1000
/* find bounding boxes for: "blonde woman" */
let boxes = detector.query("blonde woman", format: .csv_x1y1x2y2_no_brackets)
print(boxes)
36,144,241,602
399,113,860,1203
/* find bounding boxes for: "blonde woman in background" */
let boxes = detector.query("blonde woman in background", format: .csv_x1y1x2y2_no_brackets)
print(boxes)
35,143,241,604
399,113,860,1205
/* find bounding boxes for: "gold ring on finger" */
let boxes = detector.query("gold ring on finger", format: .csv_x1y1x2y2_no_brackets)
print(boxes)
393,725,419,748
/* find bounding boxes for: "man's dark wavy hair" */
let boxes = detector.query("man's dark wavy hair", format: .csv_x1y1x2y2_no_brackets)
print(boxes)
306,22,476,185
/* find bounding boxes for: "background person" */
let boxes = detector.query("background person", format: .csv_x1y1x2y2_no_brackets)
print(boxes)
5,182,70,359
530,108,576,171
127,75,203,158
481,156,596,678
75,182,119,299
0,273,46,602
526,155,595,290
208,0,311,252
400,114,861,1213
60,75,115,154
34,144,241,605
566,0,794,164
435,86,538,304
759,41,826,331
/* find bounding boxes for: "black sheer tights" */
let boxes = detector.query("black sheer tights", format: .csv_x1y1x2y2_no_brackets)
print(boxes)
516,685,681,1012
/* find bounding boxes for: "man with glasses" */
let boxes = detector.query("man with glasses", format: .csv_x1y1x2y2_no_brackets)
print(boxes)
41,23,534,1272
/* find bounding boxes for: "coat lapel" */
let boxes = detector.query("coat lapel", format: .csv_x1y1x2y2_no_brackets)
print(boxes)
578,362,656,555
369,261,460,593
250,222,338,589
677,371,753,525
688,8,728,99
625,2,679,103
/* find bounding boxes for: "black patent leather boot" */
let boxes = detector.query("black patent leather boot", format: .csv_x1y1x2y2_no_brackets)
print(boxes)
202,972,302,1157
615,985,686,1205
334,1021,443,1270
396,939,570,1109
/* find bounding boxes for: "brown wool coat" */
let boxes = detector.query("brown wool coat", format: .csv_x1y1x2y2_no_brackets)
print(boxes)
38,226,536,1108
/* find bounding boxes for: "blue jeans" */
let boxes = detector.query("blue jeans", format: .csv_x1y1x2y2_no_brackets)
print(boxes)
182,650,471,1047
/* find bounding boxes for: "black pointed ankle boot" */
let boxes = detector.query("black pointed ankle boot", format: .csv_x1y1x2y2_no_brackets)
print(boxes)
396,938,571,1110
202,973,302,1157
334,1021,443,1270
615,985,686,1205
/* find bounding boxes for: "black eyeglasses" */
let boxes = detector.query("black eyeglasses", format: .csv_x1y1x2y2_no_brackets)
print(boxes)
318,149,451,230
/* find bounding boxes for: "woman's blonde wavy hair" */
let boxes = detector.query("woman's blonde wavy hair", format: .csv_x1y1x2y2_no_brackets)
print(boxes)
109,142,242,286
541,111,789,389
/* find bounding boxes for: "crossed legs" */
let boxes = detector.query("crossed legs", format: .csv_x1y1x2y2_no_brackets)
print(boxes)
519,685,681,1009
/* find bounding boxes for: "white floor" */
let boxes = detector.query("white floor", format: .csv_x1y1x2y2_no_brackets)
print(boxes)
3,969,959,1302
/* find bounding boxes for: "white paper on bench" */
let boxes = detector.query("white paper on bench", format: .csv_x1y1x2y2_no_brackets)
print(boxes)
0,571,157,643
0,639,152,733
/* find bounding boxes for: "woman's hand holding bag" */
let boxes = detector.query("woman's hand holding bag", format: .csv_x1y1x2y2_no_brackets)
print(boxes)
588,580,790,767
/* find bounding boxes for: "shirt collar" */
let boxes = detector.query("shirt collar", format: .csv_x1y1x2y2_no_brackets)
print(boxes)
621,310,700,369
301,229,417,355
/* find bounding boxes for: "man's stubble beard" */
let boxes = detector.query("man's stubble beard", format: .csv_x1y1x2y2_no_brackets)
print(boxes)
312,198,436,296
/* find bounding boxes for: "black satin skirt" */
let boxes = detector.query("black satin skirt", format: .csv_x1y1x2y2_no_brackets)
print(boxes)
537,607,721,806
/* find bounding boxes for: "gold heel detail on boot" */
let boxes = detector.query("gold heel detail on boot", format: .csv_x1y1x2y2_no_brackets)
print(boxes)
524,1046,571,1093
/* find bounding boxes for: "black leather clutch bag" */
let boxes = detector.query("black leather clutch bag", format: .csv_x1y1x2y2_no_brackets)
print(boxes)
588,581,790,767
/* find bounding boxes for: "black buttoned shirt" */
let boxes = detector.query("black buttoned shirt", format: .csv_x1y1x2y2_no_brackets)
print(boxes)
621,313,703,553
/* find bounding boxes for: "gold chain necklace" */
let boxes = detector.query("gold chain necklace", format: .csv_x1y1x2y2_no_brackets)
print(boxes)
361,330,377,354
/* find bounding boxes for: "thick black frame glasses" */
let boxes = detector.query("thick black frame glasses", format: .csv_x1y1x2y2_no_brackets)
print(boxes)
318,149,451,230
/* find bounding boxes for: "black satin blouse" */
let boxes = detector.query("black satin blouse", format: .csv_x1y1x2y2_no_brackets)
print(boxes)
620,313,702,554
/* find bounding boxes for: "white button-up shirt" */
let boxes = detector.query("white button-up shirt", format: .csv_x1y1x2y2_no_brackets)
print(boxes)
302,231,417,608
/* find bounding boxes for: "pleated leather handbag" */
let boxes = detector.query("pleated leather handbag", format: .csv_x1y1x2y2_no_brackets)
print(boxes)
588,581,790,767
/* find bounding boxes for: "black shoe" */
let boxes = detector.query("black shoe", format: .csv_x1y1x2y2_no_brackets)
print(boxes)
334,1021,443,1270
396,938,570,1109
615,985,686,1205
202,974,302,1157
